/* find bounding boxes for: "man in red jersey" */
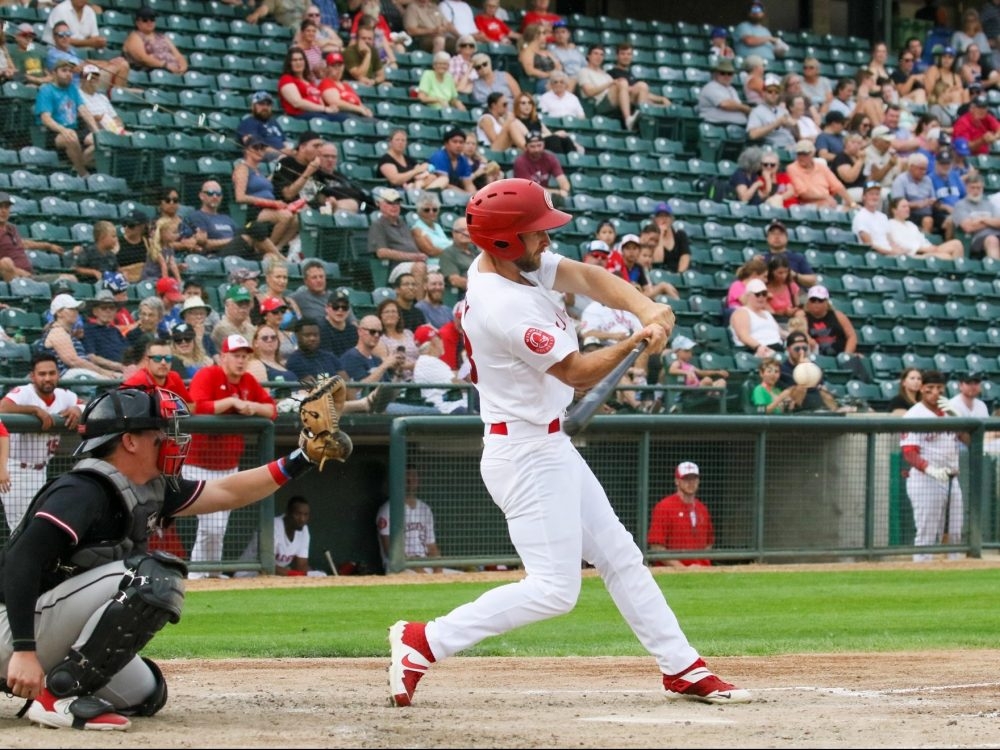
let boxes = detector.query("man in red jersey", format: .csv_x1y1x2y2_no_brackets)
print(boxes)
122,338,193,406
647,461,715,567
182,334,277,579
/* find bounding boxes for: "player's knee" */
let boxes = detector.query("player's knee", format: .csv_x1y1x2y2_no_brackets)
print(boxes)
539,576,581,614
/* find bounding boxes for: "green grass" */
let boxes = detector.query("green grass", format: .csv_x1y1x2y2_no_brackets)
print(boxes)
147,569,1000,659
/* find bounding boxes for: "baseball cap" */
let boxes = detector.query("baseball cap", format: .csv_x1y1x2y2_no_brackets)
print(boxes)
92,289,116,305
155,277,184,302
675,461,700,479
938,148,953,163
250,90,273,104
794,139,816,154
259,296,287,314
376,187,402,204
710,26,727,39
122,209,148,226
972,94,989,108
387,261,414,286
806,285,830,300
50,293,83,316
863,179,882,192
82,63,100,77
712,58,736,73
952,137,971,156
0,191,11,206
180,295,211,315
135,6,157,21
871,125,892,140
330,289,351,306
325,51,344,65
672,335,696,350
442,126,466,142
16,23,36,36
456,33,477,47
414,324,439,346
654,201,671,215
103,270,128,293
619,233,641,247
960,372,984,383
587,239,610,255
763,73,782,89
552,20,568,29
171,322,195,340
785,330,809,348
745,278,767,294
53,59,76,70
766,219,787,233
525,130,544,144
225,285,252,303
221,334,253,353
941,45,956,56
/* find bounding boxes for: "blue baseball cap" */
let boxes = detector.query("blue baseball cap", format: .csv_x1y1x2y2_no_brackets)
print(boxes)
952,137,971,156
711,27,727,38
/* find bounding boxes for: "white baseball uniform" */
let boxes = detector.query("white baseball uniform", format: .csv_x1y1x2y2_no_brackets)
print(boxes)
901,401,963,559
947,394,988,418
423,251,701,675
1,385,80,530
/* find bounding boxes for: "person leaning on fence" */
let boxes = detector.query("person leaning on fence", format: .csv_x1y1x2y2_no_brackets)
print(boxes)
0,354,81,531
901,369,969,562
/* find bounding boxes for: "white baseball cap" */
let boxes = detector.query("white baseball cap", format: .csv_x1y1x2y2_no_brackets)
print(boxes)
50,293,84,315
672,335,696,350
745,278,767,294
221,334,252,353
619,233,641,247
675,461,700,479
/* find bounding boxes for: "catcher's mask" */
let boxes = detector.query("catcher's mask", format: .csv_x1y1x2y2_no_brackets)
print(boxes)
76,387,191,482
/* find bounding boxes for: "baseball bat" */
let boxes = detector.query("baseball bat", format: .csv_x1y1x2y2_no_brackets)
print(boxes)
325,549,339,577
942,474,954,546
563,340,648,437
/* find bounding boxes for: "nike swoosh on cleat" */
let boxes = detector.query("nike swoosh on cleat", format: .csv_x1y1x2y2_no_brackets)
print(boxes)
401,655,427,671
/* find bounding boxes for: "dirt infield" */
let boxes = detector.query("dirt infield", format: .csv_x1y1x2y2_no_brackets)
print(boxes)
3,563,999,748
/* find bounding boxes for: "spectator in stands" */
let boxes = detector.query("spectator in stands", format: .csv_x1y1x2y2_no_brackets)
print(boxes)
73,220,120,283
512,131,570,206
271,129,324,207
815,110,848,161
318,289,358,356
188,180,277,259
314,141,372,213
761,218,817,287
296,4,344,54
169,321,213,379
350,0,403,66
740,54,766,106
389,271,429,331
886,367,923,415
733,1,786,63
824,77,855,121
104,271,135,331
81,288,130,376
723,255,766,325
438,217,476,297
124,296,170,358
122,6,186,75
786,139,857,210
246,0,309,29
862,125,902,195
747,73,798,149
9,23,49,86
548,20,585,90
232,136,301,255
509,91,579,153
698,58,751,126
411,323,469,413
892,47,928,106
447,33,477,95
607,40,670,114
368,188,429,284
291,259,332,322
708,26,735,60
476,91,518,150
960,43,999,89
256,296,297,358
952,94,1000,154
881,103,922,156
237,91,293,161
930,147,964,237
518,21,561,95
609,233,679,301
404,0,457,55
802,284,860,361
649,204,691,273
146,213,190,286
367,299,417,382
728,277,784,357
78,63,126,135
788,93,820,142
469,51,521,107
520,0,561,34
667,336,728,391
410,193,451,259
777,331,839,412
179,295,217,362
852,179,896,254
891,152,944,236
210,284,257,351
43,3,129,88
34,57,97,177
245,321,300,389
475,0,518,45
577,44,636,128
295,18,329,76
949,172,1000,258
0,193,43,282
764,253,801,323
731,145,772,206
751,356,796,413
831,132,867,203
538,70,585,118
377,128,449,191
41,293,120,381
429,127,476,192
341,313,406,400
926,46,967,126
257,257,302,323
417,50,465,109
153,277,184,331
278,46,345,120
801,56,833,115
285,318,346,384
415,270,453,329
439,0,480,42
953,8,992,62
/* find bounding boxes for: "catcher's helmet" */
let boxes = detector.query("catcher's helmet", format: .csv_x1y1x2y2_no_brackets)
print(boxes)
466,178,572,261
75,388,191,479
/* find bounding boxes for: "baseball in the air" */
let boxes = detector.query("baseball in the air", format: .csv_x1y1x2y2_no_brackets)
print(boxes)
793,361,823,388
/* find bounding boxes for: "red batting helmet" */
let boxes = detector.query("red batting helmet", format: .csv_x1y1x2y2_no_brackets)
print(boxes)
465,178,572,261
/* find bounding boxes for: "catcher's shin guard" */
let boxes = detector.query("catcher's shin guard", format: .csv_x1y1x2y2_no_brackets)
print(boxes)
47,553,186,699
120,657,169,717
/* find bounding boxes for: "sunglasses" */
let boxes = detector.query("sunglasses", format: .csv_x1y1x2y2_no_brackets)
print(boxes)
56,31,72,38
459,42,475,48
203,190,222,197
420,207,439,213
718,71,734,76
363,328,383,335
163,196,180,203
174,336,195,343
808,297,826,303
331,303,350,311
752,291,768,298
149,354,173,363
258,334,278,342
790,345,809,352
762,162,778,167
474,63,489,70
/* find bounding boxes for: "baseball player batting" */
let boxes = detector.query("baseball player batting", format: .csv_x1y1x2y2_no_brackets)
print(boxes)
900,369,967,562
388,178,751,707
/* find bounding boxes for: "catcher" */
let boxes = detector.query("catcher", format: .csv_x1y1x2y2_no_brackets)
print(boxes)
0,381,349,731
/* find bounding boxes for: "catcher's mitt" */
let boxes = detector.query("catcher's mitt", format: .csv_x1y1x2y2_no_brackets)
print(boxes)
298,375,353,469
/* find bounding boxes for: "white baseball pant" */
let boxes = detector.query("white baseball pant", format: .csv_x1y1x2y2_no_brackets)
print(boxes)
183,465,237,568
426,426,701,675
906,471,963,560
2,464,48,531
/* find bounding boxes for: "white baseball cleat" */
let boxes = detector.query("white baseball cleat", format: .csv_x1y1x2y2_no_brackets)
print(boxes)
663,659,753,704
28,689,131,731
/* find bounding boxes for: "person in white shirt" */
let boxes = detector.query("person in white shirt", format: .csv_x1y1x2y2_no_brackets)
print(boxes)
78,64,127,134
42,0,131,88
537,70,585,118
886,196,965,259
237,496,328,577
438,0,479,38
411,324,470,414
0,353,82,531
851,180,896,254
945,372,989,417
376,467,444,573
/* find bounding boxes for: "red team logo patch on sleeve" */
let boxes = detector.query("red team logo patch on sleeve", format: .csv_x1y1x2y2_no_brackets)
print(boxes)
524,328,555,354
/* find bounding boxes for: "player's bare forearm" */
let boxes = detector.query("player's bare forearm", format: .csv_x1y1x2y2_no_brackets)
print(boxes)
550,327,662,389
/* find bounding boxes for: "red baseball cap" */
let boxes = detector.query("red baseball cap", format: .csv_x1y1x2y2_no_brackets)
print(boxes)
413,324,439,346
259,296,287,314
221,334,253,353
156,277,183,302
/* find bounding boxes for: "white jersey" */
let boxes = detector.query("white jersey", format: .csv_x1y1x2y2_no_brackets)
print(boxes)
240,516,311,568
901,401,961,472
464,251,578,424
579,300,641,340
2,385,80,465
413,354,468,413
376,498,437,559
948,394,989,418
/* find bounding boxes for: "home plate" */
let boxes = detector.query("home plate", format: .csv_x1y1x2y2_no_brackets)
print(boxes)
581,715,737,725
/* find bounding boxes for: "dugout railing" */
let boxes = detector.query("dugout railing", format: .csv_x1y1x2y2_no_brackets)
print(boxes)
384,414,1000,573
